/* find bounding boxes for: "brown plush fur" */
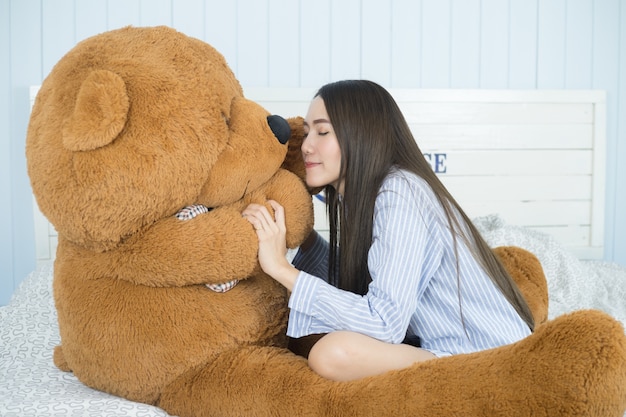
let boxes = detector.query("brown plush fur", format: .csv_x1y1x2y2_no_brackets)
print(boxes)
27,26,626,416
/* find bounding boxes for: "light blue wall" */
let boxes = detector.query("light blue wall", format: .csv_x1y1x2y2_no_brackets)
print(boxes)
1,0,625,305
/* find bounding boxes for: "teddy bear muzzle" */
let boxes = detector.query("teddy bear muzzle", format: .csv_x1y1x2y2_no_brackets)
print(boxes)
267,115,291,145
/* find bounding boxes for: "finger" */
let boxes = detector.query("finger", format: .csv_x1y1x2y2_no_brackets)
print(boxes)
243,206,272,231
242,211,264,231
268,200,283,212
242,204,280,234
244,217,260,230
242,203,264,217
268,200,286,230
256,206,277,231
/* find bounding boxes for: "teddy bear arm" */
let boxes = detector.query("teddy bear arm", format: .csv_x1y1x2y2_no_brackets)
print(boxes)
245,169,314,249
106,208,260,287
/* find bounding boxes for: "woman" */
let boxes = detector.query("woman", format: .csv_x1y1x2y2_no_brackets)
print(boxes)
242,80,534,382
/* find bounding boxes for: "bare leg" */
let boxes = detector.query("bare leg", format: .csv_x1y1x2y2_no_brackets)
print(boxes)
307,331,436,381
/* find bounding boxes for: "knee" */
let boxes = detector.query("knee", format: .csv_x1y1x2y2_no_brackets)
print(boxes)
307,332,354,381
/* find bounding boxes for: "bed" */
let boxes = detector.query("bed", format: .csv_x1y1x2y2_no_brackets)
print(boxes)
2,88,625,416
2,216,625,416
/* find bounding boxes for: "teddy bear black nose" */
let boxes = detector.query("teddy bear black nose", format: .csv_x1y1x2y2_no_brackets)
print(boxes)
267,115,291,145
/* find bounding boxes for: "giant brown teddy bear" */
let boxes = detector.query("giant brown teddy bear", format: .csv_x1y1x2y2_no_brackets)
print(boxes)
26,26,626,417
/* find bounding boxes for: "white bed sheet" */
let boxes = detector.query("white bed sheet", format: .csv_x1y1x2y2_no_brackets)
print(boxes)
474,214,626,326
1,215,625,416
0,262,173,417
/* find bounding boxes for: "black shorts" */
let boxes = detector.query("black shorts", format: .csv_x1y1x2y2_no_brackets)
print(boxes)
402,334,421,347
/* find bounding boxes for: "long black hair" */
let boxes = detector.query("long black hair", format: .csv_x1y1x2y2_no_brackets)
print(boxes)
316,80,534,331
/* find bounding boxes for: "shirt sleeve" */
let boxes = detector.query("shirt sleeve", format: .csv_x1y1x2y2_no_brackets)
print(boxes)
290,230,330,281
287,174,443,343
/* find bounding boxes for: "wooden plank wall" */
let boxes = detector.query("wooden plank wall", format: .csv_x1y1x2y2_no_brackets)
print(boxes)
2,0,624,305
247,88,606,259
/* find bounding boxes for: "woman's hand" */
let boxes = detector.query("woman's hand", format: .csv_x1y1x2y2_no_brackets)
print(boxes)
242,200,299,291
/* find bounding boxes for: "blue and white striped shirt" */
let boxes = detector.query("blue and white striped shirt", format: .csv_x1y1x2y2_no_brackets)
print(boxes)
289,168,531,357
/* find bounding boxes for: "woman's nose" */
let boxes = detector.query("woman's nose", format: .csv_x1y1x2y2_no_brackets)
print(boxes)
301,136,312,155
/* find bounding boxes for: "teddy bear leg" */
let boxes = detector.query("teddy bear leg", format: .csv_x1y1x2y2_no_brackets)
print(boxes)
494,246,549,326
159,310,626,417
158,346,332,417
379,308,626,417
53,345,71,372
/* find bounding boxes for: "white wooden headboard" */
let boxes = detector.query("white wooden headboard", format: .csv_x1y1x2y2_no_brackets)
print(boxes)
30,86,606,262
246,87,606,260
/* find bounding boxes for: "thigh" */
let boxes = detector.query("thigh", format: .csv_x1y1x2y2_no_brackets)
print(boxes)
318,331,433,363
308,331,435,381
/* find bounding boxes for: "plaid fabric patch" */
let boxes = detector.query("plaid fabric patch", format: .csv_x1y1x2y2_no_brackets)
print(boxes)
175,204,210,220
205,280,239,293
175,205,239,293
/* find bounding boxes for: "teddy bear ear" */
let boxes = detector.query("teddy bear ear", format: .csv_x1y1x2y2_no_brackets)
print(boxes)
62,69,129,151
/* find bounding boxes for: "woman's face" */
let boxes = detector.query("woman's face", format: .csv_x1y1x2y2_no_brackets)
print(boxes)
302,96,344,194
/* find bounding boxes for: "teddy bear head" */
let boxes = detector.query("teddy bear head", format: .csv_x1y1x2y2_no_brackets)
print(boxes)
27,26,301,252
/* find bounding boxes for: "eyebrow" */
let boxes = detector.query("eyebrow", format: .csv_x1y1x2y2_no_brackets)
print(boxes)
303,118,331,127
